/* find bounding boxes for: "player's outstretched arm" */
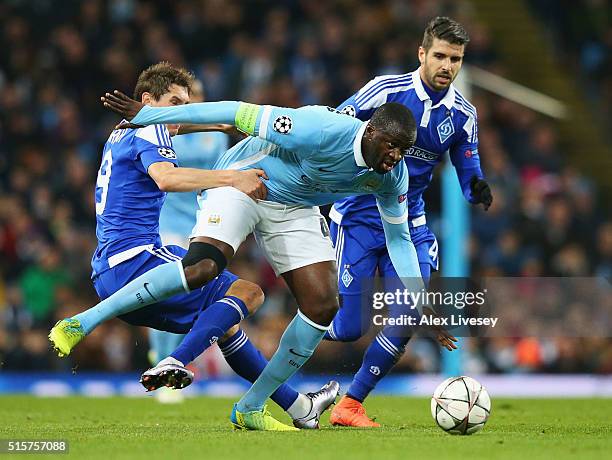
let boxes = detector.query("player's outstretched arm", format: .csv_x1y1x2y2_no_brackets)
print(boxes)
101,90,241,127
148,162,268,200
101,91,325,152
177,123,246,138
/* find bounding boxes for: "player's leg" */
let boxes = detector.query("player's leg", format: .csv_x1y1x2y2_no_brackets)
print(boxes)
219,325,339,429
147,234,189,403
148,329,186,403
168,278,261,366
231,204,338,430
333,226,439,427
148,329,185,364
49,187,255,356
147,234,186,400
325,222,379,342
141,275,263,391
52,239,231,349
231,261,337,431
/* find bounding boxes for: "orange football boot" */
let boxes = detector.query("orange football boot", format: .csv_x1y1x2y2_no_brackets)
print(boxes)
329,395,381,427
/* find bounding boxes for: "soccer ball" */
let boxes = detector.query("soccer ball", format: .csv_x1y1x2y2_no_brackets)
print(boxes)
431,376,491,435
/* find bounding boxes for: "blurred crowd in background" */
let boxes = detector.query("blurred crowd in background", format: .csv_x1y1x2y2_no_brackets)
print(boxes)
528,0,611,124
0,0,610,376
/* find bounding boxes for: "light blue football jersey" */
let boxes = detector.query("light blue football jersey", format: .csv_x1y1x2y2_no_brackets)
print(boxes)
131,101,426,284
332,69,483,228
159,131,228,238
91,123,177,277
133,103,409,224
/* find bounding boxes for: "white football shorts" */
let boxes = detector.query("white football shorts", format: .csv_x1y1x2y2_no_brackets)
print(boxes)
191,187,336,276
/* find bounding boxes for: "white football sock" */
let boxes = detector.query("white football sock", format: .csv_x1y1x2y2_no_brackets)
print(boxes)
286,393,312,419
157,356,184,367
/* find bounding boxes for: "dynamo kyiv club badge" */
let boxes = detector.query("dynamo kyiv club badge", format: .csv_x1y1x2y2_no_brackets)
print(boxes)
437,116,455,144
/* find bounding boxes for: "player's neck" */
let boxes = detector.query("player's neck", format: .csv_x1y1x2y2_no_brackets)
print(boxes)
420,77,448,105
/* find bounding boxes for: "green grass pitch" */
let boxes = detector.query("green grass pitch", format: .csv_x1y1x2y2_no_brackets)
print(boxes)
0,396,610,459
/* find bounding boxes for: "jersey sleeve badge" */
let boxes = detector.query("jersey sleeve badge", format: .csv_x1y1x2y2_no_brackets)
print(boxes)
157,147,177,159
340,105,356,117
273,115,293,134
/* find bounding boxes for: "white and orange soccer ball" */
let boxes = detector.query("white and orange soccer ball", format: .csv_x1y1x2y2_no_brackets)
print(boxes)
431,376,491,435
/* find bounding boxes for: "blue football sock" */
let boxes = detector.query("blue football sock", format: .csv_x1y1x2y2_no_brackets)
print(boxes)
236,311,327,412
347,331,411,402
323,327,336,341
171,296,249,365
75,261,188,334
149,329,185,364
219,329,299,411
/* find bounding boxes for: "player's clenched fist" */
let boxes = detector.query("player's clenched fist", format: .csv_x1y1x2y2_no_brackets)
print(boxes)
470,175,493,211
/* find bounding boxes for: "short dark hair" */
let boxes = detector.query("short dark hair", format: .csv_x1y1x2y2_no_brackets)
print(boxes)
370,102,417,148
422,16,469,50
133,62,194,101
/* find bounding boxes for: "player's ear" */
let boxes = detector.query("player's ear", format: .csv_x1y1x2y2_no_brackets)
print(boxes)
141,92,153,105
418,46,426,65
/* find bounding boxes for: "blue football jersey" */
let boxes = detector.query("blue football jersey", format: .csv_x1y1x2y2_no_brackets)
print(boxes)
159,131,228,238
91,123,177,277
332,68,484,228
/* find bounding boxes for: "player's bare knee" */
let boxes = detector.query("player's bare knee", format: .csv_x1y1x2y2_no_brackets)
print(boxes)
244,283,265,315
321,296,339,326
303,289,339,326
226,280,265,316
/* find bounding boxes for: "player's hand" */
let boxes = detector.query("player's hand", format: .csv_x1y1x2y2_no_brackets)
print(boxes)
101,90,144,121
231,169,269,201
470,176,493,211
422,307,458,351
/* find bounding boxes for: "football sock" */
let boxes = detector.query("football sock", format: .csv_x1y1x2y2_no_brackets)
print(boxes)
75,261,188,334
236,310,328,412
149,329,185,363
157,356,184,367
286,394,312,420
218,329,299,411
347,332,410,402
171,296,249,365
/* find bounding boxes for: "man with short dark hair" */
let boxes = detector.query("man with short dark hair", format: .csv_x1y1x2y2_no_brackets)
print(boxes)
91,88,437,430
328,16,493,427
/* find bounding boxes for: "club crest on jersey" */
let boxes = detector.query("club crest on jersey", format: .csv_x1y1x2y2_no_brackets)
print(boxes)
340,105,356,117
207,214,221,225
436,116,455,144
157,147,176,159
398,193,407,203
341,268,353,288
273,115,293,134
